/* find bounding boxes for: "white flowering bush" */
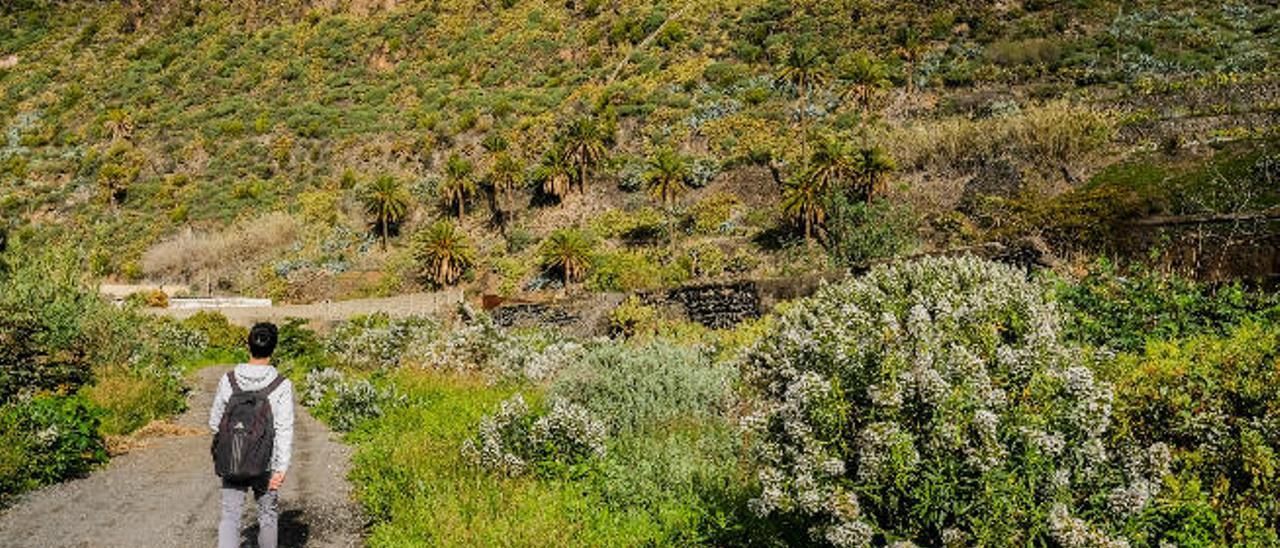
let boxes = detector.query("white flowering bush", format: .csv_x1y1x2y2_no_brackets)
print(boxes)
320,378,405,432
302,367,345,407
417,311,584,382
741,256,1167,546
462,393,606,477
324,313,439,370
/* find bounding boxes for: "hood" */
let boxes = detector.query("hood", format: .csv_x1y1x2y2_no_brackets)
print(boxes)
232,364,279,390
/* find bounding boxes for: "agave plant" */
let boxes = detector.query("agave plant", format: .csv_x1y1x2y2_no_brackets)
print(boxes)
359,174,412,250
438,153,478,218
643,148,692,207
412,219,476,287
539,228,595,286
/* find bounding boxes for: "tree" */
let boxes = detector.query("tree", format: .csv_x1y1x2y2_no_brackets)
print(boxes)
804,138,859,195
438,153,477,218
487,152,524,227
538,146,575,202
97,143,141,206
412,220,475,287
854,146,896,205
643,148,692,207
838,51,891,113
781,175,827,244
777,46,828,147
558,116,611,193
539,228,595,286
359,174,412,250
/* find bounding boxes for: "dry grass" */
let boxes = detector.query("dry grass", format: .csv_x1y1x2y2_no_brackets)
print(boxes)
105,421,205,456
142,212,302,284
884,101,1117,174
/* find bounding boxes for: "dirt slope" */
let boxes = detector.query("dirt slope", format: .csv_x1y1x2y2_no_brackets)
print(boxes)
0,367,363,547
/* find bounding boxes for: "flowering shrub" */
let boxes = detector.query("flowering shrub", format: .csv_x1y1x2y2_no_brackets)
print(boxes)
462,393,606,477
324,313,439,370
318,378,404,432
417,311,582,382
740,256,1165,546
302,367,345,407
551,341,735,435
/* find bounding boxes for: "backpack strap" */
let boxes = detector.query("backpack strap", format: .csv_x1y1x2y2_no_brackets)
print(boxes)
226,371,242,394
260,374,287,397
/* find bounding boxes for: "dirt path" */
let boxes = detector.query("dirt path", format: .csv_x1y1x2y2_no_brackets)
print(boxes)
0,367,363,547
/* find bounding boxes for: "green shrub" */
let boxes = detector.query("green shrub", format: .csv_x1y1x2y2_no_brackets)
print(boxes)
83,365,185,437
0,252,106,400
741,256,1166,546
181,311,248,351
1056,260,1279,352
550,341,735,435
0,394,107,503
824,196,920,267
1108,323,1280,545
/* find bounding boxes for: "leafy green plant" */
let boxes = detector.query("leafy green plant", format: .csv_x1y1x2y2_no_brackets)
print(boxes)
1108,323,1280,545
550,341,735,435
1056,260,1279,352
0,394,107,503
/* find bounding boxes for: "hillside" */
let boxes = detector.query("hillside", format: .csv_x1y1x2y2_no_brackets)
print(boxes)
2,0,1278,303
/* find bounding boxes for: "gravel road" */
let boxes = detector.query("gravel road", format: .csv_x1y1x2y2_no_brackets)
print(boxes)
0,367,363,547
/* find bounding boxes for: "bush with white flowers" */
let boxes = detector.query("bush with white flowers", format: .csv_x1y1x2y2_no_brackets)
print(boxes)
462,393,606,477
324,313,439,370
741,256,1167,546
322,378,405,432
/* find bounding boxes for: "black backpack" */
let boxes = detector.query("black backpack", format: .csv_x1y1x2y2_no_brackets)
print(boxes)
212,371,285,482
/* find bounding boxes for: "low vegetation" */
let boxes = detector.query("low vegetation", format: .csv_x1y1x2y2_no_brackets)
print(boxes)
261,255,1280,546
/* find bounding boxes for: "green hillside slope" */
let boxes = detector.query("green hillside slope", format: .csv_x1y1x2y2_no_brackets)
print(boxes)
2,0,1277,300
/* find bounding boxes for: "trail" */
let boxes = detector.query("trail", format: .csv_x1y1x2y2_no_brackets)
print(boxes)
0,367,363,547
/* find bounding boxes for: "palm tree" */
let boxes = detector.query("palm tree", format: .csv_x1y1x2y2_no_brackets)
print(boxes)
838,52,891,113
781,176,827,244
777,46,828,143
805,138,859,195
487,152,524,227
438,153,477,218
643,148,692,207
359,174,412,250
538,146,575,202
412,220,476,287
854,146,896,205
558,116,610,193
539,228,595,286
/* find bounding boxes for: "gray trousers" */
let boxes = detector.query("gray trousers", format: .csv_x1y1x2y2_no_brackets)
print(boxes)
218,477,278,548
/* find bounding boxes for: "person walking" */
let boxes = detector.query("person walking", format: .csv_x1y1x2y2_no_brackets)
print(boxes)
208,322,294,548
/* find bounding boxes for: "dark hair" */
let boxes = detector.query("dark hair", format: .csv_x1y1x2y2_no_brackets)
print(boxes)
248,322,278,359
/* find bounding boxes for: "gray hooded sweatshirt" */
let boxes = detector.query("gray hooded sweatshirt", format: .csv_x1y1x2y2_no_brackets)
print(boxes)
207,364,295,473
